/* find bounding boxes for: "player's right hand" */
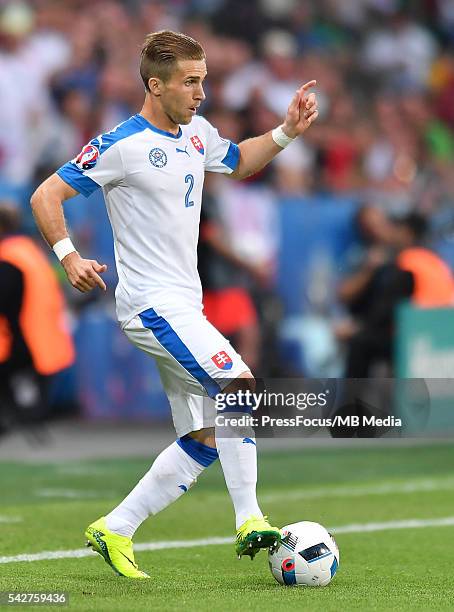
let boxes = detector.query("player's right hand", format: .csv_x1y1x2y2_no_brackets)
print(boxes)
61,251,107,292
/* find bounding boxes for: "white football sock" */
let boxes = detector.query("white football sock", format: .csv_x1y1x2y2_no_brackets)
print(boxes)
216,420,263,529
105,436,218,538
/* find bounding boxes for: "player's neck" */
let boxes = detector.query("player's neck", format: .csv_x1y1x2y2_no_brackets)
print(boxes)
139,100,180,136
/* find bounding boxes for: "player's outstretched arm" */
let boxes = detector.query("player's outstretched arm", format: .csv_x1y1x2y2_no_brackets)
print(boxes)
31,174,107,293
230,80,318,180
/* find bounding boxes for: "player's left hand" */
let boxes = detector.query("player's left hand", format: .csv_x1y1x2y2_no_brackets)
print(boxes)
282,80,318,139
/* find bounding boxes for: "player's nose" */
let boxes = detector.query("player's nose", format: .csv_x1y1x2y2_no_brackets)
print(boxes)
195,84,205,101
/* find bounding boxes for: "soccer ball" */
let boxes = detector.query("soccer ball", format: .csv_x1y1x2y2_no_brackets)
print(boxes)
268,521,339,587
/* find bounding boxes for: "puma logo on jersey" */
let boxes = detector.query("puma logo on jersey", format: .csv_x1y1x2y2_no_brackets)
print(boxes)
176,145,190,156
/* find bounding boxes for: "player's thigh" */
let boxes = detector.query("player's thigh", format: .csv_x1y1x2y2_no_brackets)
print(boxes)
146,304,251,390
123,305,250,398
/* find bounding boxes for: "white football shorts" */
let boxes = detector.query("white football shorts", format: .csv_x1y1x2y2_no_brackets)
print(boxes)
123,303,250,437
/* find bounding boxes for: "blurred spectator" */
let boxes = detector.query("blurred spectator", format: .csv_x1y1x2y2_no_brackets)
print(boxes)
0,202,75,434
361,9,438,89
0,1,71,191
432,52,454,129
272,137,315,194
316,92,364,192
198,178,261,372
401,89,454,165
395,214,454,307
337,204,396,303
222,29,299,116
339,211,454,378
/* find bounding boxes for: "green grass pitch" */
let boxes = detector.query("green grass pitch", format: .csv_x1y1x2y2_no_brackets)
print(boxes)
1,442,453,611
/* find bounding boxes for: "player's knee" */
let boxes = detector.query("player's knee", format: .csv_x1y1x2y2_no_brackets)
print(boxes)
187,427,216,448
224,371,255,394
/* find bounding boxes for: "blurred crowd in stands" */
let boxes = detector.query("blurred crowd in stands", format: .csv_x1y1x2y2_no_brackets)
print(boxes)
2,0,454,424
3,0,454,204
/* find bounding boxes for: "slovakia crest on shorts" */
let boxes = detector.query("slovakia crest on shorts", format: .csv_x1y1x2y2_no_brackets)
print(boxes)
211,351,233,370
190,135,204,155
74,144,99,170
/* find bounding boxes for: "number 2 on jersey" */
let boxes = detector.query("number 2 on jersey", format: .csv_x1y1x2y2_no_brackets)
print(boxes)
184,174,194,208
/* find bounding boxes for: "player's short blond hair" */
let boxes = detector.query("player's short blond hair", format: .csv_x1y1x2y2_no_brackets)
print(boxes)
140,30,205,90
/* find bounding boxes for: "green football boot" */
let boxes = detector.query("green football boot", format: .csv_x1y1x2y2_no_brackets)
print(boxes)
236,515,281,560
85,517,149,579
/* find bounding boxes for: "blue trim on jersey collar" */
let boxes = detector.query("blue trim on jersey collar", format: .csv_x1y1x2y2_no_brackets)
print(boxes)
135,114,182,139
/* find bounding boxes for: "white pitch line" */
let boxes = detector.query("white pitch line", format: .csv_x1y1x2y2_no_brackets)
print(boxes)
0,516,22,524
0,517,453,565
33,479,454,503
0,537,232,565
330,516,454,534
261,478,454,503
34,489,116,500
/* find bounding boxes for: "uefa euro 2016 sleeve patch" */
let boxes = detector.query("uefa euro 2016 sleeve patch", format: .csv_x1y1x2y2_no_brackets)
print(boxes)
73,144,100,170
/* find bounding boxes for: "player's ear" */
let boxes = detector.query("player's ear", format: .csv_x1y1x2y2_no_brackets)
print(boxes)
148,77,162,96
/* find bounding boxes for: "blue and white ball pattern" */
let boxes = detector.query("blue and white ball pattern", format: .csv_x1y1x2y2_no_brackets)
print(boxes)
269,521,339,587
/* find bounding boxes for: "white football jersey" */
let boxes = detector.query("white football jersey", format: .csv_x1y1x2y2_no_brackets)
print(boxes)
57,114,239,326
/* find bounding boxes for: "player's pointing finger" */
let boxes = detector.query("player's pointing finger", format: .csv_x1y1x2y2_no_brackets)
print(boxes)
91,271,107,291
300,79,317,92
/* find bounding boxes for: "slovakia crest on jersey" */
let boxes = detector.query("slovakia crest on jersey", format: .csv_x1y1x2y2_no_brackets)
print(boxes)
190,135,204,155
211,351,233,370
74,144,99,170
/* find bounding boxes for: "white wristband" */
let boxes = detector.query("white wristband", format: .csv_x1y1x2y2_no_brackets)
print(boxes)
272,125,295,149
52,237,76,262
